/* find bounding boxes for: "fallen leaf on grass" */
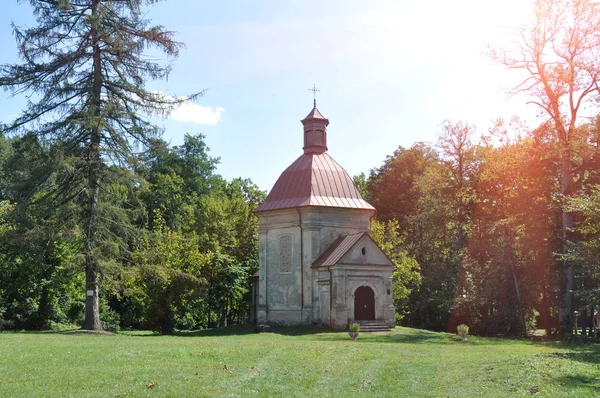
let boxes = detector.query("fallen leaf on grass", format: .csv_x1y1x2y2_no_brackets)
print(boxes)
250,366,260,373
360,380,372,387
529,386,540,394
223,365,230,371
147,382,159,389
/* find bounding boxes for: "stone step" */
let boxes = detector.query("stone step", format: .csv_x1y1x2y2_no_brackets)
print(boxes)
358,326,391,332
354,320,391,332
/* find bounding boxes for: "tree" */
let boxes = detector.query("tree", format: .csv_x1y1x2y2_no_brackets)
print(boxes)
459,129,559,336
352,172,369,199
0,134,84,330
137,134,221,233
566,185,600,329
437,120,479,252
436,120,483,332
0,0,199,330
489,0,600,336
367,143,458,330
370,219,421,322
367,143,439,224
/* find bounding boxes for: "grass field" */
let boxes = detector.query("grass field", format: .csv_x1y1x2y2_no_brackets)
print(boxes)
0,326,599,397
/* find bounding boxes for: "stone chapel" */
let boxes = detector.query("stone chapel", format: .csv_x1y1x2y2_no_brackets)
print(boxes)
253,105,395,330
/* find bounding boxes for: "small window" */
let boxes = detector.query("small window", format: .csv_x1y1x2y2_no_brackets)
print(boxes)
361,247,366,256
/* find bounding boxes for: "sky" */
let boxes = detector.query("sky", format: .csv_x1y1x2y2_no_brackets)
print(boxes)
0,0,541,192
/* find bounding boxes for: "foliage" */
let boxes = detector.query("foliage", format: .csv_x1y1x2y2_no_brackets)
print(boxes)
566,185,600,306
0,129,260,333
456,324,469,333
370,219,421,322
526,308,541,334
489,0,600,336
352,172,369,199
0,0,201,330
363,113,598,337
349,322,360,332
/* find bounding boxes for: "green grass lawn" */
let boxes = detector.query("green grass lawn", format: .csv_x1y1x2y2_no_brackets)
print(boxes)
0,326,598,397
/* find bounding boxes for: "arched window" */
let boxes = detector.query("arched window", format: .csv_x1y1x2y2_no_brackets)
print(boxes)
278,235,292,274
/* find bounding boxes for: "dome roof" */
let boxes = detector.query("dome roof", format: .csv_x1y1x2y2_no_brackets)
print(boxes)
255,152,374,213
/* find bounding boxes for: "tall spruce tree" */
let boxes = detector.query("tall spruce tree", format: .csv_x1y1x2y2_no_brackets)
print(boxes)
0,0,198,330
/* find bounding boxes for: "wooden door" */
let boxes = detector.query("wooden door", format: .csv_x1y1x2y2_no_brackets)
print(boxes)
354,286,375,320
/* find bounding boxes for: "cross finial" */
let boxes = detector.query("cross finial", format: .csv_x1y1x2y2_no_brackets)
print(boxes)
309,84,320,108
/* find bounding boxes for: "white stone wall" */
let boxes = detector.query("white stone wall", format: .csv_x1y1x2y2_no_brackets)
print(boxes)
256,206,397,328
256,209,303,325
313,265,394,329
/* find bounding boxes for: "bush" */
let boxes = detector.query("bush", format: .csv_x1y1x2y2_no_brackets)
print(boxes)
349,322,360,332
457,324,469,333
100,301,121,333
526,308,540,333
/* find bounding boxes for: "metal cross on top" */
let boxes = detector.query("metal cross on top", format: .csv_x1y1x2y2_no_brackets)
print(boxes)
309,84,320,108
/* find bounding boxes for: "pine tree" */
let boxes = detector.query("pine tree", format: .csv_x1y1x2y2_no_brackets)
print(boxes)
0,0,199,330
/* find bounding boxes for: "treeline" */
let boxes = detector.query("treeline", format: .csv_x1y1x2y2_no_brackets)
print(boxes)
2,116,599,337
1,0,599,338
359,117,600,337
0,133,264,333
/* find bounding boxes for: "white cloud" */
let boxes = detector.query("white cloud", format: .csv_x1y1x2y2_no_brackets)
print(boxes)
153,91,225,125
170,102,225,125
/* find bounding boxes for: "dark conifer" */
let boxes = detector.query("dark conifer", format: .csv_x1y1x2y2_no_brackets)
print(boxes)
0,0,200,330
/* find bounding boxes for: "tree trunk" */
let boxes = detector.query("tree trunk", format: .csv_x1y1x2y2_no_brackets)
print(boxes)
590,305,595,337
82,0,102,331
509,261,526,335
541,285,552,337
82,129,101,329
558,144,574,337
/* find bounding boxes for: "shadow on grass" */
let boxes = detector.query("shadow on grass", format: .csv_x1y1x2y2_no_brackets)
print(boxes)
366,330,453,344
171,324,341,337
269,326,340,336
132,325,342,337
357,331,446,345
154,324,258,337
554,374,600,390
302,328,455,345
541,346,600,365
305,328,558,346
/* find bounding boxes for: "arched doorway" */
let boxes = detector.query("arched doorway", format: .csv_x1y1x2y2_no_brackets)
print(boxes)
354,286,375,320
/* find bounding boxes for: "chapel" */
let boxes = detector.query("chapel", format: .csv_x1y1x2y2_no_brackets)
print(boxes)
253,104,395,330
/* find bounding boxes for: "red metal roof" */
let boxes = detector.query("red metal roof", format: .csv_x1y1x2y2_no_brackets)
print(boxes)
303,107,327,120
255,152,375,213
312,233,365,268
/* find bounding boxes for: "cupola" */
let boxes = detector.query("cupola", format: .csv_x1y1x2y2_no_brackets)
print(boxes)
254,105,374,214
302,107,329,154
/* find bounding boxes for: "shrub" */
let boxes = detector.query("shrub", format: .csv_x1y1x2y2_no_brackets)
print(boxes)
349,322,360,332
457,324,469,333
526,308,540,333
